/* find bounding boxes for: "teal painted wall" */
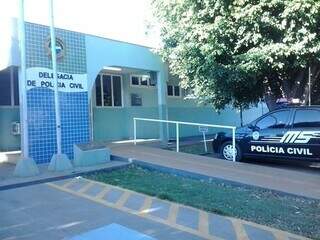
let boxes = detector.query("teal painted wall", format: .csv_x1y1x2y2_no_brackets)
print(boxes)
165,78,268,138
92,72,160,141
92,74,268,141
167,106,267,138
93,107,160,141
0,107,20,151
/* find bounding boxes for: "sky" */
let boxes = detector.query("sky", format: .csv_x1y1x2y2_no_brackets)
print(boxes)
0,0,161,48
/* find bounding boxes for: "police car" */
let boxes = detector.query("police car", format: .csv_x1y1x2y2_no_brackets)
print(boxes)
212,106,320,162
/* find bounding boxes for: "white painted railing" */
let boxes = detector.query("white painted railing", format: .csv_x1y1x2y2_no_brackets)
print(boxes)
133,118,237,162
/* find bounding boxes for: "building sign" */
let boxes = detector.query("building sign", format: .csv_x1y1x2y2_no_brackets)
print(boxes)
26,67,87,92
198,126,208,133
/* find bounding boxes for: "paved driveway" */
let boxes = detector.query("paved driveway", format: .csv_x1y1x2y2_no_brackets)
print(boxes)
0,182,202,240
0,177,309,240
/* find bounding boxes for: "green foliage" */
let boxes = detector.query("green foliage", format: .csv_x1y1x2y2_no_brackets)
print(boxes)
152,0,320,109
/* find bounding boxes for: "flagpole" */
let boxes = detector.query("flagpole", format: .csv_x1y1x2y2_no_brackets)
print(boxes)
18,0,28,158
48,0,72,171
14,0,39,177
49,0,62,154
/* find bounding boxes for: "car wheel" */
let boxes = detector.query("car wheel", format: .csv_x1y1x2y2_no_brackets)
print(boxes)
220,141,242,161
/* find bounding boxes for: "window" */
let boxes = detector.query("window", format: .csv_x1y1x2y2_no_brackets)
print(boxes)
130,75,153,87
0,67,19,106
102,75,112,106
167,85,173,96
174,86,180,96
256,110,290,130
95,75,102,106
95,74,122,107
167,85,181,97
140,76,148,86
149,78,156,86
293,109,320,128
131,76,139,85
113,76,122,107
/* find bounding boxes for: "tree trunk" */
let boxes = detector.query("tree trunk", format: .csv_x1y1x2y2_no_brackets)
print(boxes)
264,94,278,111
302,65,320,105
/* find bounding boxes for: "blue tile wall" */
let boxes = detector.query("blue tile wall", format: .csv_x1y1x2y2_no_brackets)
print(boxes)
27,88,57,164
60,91,90,160
25,22,89,164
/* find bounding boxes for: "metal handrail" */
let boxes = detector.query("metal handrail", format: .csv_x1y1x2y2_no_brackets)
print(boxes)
133,117,237,162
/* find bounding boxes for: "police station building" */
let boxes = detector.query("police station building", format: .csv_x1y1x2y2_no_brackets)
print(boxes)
0,18,264,171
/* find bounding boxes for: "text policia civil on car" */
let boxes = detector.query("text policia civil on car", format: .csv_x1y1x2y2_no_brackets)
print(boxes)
212,106,320,162
251,130,320,156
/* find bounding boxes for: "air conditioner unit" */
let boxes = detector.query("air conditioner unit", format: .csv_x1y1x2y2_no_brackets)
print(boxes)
11,122,21,135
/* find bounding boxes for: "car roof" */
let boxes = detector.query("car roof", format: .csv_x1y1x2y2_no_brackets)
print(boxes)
273,105,320,110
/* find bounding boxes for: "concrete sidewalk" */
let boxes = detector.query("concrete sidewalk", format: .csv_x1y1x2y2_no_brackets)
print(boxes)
0,159,129,190
109,144,320,199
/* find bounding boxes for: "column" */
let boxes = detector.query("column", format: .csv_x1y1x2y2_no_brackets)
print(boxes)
157,70,169,145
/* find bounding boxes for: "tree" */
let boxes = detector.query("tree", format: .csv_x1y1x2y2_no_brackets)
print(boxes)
152,0,320,110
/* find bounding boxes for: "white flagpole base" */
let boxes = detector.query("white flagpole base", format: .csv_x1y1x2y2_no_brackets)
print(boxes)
14,157,39,177
48,153,73,171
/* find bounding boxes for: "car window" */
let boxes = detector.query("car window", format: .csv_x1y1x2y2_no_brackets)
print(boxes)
293,109,320,128
256,110,290,130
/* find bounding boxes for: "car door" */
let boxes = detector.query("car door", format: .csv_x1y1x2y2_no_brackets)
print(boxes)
244,109,292,158
285,108,320,161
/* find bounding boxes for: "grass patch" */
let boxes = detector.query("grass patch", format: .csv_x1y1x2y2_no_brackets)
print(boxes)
85,165,320,239
168,142,213,155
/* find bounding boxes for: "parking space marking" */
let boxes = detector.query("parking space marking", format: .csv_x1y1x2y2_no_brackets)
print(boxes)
95,186,111,199
231,219,249,240
115,191,131,208
199,211,209,236
77,181,95,193
139,196,153,216
167,203,179,225
46,178,310,240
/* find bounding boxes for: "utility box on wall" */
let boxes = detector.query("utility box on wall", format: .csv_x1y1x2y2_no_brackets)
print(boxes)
131,93,142,106
11,122,21,135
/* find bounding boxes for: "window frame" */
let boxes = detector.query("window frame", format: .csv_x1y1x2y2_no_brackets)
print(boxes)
0,67,19,108
130,74,154,88
167,84,181,98
94,73,124,108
